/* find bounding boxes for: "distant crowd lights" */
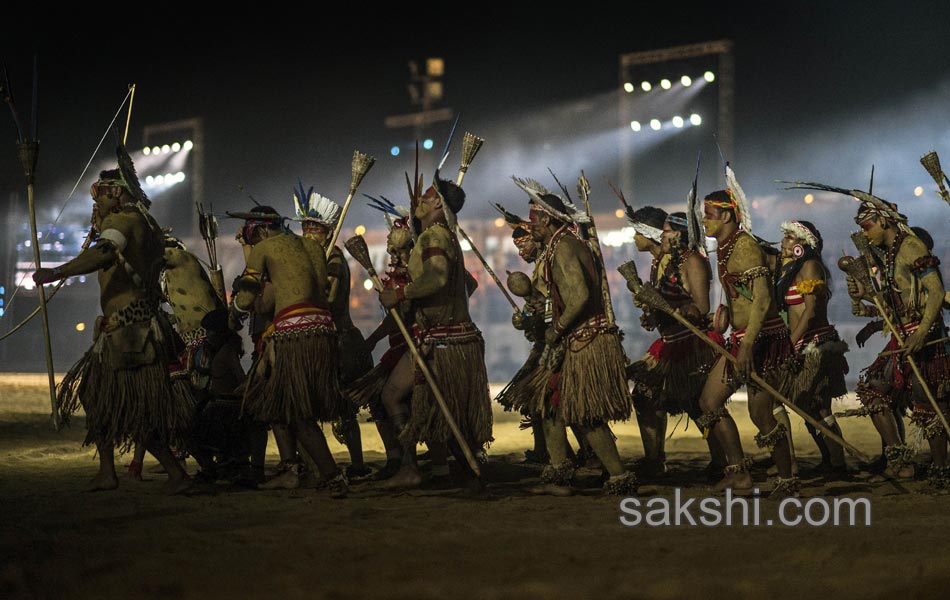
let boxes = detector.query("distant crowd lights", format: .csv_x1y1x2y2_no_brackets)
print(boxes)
142,140,193,156
623,71,714,94
629,113,702,133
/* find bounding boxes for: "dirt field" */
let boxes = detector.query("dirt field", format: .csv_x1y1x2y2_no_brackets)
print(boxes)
1,374,948,599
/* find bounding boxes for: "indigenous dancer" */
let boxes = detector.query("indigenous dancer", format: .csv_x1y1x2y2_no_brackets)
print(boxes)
347,195,415,480
775,220,850,476
836,191,949,488
516,179,637,496
377,175,493,490
697,167,797,497
625,205,724,478
493,204,550,462
230,205,348,496
291,182,373,478
34,147,192,494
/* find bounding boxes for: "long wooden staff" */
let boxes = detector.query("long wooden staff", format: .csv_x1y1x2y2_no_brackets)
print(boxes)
841,239,950,440
345,235,480,475
11,59,58,428
452,132,518,312
326,150,375,256
619,261,870,462
577,171,616,326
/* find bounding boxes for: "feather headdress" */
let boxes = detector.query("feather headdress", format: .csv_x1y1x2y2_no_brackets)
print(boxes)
604,178,663,243
723,163,752,233
292,179,341,228
686,152,706,254
512,176,590,225
365,193,411,231
779,180,912,234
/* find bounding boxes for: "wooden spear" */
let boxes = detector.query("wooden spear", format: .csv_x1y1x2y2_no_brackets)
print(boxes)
619,260,870,462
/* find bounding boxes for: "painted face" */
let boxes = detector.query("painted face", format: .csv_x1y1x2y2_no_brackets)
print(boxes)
302,221,329,244
414,185,440,220
513,234,539,262
859,218,886,246
528,208,547,242
780,232,799,259
702,202,725,237
90,183,124,230
660,223,680,253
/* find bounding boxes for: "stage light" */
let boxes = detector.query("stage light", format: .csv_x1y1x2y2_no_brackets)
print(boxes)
660,79,672,90
363,279,374,291
681,75,692,87
390,146,400,157
640,81,652,92
804,194,814,204
494,217,505,228
75,322,85,332
161,144,170,154
914,186,924,197
615,209,625,219
155,175,164,185
704,71,715,82
650,119,661,130
623,82,634,93
752,201,760,209
176,172,186,183
672,116,684,128
630,121,641,132
151,146,161,155
690,114,702,126
146,176,154,185
355,225,367,236
143,146,151,156
183,140,194,151
423,139,434,150
172,142,181,152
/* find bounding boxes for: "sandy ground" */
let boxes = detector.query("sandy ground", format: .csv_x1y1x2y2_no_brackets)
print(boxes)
1,373,949,599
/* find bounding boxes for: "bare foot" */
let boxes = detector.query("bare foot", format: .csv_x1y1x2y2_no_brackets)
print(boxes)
163,475,193,496
259,466,301,490
712,470,753,494
870,463,915,482
124,470,144,483
379,465,423,490
84,471,119,492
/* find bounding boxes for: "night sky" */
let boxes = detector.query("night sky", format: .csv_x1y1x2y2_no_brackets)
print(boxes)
3,2,949,218
2,1,949,370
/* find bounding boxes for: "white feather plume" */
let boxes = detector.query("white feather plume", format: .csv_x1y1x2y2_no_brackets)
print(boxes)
308,191,342,227
725,164,752,233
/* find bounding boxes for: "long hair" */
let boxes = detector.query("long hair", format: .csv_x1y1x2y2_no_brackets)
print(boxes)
775,220,833,305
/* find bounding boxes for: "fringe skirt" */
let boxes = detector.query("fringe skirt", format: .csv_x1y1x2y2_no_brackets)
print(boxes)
57,312,192,452
344,335,408,415
628,328,722,417
244,303,345,424
338,324,374,385
404,323,493,446
781,326,849,413
495,342,544,416
528,317,632,426
857,319,950,414
724,317,793,389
